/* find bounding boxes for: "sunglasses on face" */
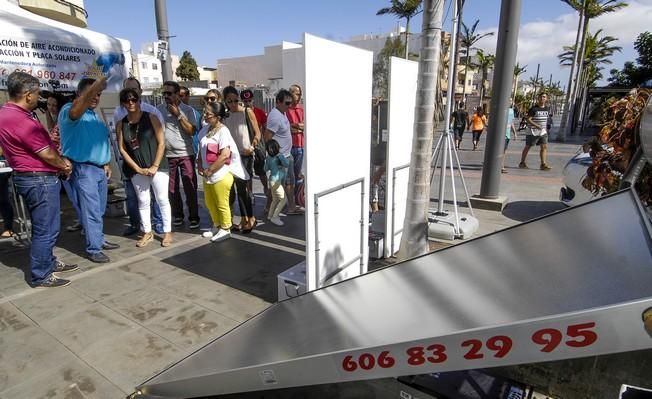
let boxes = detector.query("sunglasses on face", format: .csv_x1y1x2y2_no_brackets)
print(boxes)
205,96,218,102
162,91,174,96
226,99,239,104
123,97,138,104
284,101,292,106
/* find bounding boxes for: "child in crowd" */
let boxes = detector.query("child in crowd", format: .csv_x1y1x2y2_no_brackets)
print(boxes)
263,139,288,226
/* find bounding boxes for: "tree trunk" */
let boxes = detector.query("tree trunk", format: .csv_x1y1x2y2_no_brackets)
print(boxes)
404,17,411,59
512,74,519,102
397,0,444,259
571,11,589,135
462,45,470,99
559,0,585,141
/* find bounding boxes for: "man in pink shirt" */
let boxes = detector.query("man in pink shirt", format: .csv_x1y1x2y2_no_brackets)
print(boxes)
0,72,76,288
285,84,305,213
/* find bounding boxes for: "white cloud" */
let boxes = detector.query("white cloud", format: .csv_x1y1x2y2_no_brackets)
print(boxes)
471,0,651,84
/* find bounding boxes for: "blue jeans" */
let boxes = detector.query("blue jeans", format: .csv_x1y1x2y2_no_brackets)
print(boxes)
13,175,61,284
69,163,107,255
125,179,162,233
62,179,81,219
291,147,304,184
0,172,14,231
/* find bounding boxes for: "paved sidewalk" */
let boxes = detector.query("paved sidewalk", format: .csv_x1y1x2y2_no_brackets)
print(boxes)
0,126,589,398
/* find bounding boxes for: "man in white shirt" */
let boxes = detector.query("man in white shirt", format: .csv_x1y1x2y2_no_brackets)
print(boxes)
265,89,302,214
113,77,165,236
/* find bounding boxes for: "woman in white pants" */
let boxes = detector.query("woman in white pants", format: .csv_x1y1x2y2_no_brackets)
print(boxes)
116,88,173,247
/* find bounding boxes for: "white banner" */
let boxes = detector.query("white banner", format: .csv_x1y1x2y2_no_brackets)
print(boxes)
0,2,130,92
332,301,652,381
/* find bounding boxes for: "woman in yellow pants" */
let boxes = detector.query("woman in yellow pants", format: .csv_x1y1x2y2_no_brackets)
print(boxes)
197,101,249,242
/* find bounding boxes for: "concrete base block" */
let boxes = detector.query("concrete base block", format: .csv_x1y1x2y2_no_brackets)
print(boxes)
470,195,508,212
427,211,479,240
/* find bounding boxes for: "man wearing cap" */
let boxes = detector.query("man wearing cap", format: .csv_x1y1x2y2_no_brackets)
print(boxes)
0,71,77,287
59,74,121,264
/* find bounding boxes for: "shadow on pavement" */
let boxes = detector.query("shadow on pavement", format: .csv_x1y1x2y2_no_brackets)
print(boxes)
502,200,567,222
160,238,304,303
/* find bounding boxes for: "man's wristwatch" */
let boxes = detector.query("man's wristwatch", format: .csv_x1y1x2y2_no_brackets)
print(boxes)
177,114,185,121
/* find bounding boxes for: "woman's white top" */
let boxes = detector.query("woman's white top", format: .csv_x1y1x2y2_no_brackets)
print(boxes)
197,124,249,185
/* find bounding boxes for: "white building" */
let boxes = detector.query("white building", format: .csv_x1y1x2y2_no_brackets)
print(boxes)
131,42,180,91
215,27,477,98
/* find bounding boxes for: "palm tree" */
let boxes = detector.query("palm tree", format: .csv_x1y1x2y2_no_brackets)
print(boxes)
475,49,494,105
559,0,628,137
377,0,424,59
460,19,494,98
527,75,544,106
398,0,443,259
559,29,622,86
513,62,527,100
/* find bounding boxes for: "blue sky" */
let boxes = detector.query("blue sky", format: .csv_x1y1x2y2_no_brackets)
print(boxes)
85,0,647,86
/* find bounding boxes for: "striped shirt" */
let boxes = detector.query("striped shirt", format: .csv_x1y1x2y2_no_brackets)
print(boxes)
527,105,551,136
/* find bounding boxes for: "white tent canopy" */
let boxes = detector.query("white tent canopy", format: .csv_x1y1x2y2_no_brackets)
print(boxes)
0,1,130,92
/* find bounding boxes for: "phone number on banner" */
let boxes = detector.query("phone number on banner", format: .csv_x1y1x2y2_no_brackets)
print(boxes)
338,322,598,374
2,68,76,81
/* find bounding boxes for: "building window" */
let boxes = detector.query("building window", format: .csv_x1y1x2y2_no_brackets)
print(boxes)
141,62,147,70
143,77,150,83
152,63,158,70
153,77,160,82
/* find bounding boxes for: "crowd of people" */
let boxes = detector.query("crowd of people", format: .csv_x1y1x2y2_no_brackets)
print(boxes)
0,71,305,288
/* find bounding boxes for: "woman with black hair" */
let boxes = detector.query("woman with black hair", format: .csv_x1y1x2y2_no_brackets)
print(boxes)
197,101,249,242
116,88,173,248
222,86,261,233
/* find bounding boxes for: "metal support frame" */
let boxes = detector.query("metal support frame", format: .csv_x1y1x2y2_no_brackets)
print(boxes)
313,177,365,288
390,163,410,255
428,0,474,238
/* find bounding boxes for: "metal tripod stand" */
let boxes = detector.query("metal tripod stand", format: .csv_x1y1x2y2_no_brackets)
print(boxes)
427,0,478,240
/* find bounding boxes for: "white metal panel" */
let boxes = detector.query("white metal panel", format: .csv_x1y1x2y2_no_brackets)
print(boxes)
303,33,373,291
384,57,418,257
134,189,652,398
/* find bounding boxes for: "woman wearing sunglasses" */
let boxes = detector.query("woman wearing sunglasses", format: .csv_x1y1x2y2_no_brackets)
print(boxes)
203,89,222,106
116,88,173,248
222,86,261,233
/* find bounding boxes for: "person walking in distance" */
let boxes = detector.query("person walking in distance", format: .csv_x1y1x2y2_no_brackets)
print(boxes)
502,105,517,173
157,81,200,229
0,71,77,287
470,106,488,151
451,101,470,150
519,92,552,171
59,74,120,264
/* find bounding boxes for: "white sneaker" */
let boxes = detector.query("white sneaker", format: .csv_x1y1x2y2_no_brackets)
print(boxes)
269,217,284,226
210,228,231,242
202,227,219,238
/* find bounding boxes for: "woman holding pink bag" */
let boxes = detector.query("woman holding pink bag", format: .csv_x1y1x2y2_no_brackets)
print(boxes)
197,101,248,242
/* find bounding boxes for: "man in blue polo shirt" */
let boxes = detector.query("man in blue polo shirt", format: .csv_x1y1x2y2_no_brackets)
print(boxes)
59,75,120,263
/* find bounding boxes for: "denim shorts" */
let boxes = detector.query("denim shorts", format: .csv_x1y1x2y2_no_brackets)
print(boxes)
526,134,548,146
